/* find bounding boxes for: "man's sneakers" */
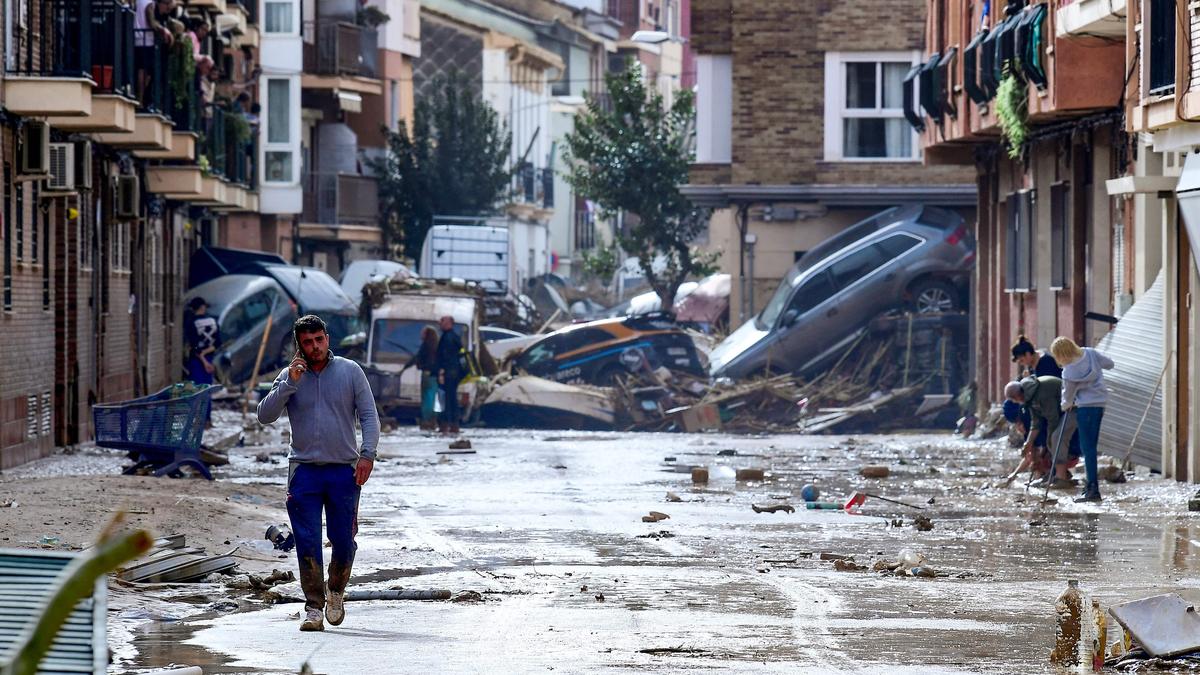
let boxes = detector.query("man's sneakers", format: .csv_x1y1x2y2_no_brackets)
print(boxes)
326,588,346,626
299,608,324,632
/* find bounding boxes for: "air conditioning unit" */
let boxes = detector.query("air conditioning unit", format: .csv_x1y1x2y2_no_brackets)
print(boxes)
74,141,93,191
19,121,50,177
45,143,75,192
115,175,140,220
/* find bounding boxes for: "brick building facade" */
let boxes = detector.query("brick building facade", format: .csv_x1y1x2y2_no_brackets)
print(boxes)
683,0,976,328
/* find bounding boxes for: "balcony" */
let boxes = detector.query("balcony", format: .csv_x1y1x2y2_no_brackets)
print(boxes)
302,173,379,227
3,0,102,116
199,109,259,189
302,21,382,95
43,0,139,132
509,162,555,218
1057,0,1126,37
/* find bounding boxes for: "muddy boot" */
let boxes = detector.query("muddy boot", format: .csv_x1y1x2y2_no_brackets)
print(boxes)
1074,481,1102,503
296,557,326,613
450,424,461,435
438,422,449,434
325,560,352,626
299,608,324,632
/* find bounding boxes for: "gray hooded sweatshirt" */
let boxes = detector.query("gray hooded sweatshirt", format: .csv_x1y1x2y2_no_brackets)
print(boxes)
1061,347,1115,409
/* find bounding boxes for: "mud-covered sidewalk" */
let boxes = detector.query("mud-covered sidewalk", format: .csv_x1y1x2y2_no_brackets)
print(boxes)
5,415,1200,674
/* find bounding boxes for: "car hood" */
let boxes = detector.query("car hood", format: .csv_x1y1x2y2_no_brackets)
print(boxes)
708,318,769,375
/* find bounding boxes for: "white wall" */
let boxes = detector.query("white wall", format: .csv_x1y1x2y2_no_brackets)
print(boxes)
370,0,421,58
259,0,303,214
696,54,732,164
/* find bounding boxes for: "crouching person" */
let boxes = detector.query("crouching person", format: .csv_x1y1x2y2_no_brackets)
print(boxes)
257,315,380,631
1004,375,1081,489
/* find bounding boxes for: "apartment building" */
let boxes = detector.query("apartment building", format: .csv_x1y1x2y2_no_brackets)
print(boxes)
1,0,264,468
683,0,976,329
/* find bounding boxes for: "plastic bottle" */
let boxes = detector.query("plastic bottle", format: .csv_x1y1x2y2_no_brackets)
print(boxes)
1091,599,1106,672
898,548,926,570
1050,580,1101,672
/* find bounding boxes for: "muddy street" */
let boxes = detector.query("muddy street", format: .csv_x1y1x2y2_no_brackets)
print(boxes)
89,425,1199,674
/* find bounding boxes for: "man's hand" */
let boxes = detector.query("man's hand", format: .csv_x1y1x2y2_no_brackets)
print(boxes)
355,458,374,486
288,356,307,382
438,371,445,385
202,359,215,375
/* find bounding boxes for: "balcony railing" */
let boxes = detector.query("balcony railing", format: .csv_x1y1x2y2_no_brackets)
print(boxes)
6,0,134,96
574,208,596,251
302,21,378,78
303,173,379,226
134,28,169,114
512,162,554,209
199,109,258,187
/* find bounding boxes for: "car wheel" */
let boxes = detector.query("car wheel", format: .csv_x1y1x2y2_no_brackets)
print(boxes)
910,279,959,315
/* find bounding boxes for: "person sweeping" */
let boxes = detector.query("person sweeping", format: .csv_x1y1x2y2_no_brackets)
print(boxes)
257,315,380,631
1051,336,1115,503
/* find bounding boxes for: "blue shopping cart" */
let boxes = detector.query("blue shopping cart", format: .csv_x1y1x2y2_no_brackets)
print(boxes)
92,383,221,480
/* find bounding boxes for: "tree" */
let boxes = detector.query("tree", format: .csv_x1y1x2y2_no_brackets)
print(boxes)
371,72,511,262
564,64,715,308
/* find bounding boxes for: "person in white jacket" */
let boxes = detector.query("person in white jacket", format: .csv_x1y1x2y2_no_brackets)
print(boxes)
1050,336,1115,502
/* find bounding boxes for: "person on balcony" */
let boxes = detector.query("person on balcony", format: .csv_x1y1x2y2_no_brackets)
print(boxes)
134,0,176,103
186,18,211,63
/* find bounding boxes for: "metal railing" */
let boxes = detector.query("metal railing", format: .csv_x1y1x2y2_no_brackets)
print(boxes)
574,208,596,251
512,162,554,209
302,21,378,78
91,0,136,97
7,0,92,78
541,168,554,209
133,28,169,114
303,173,379,225
164,66,198,132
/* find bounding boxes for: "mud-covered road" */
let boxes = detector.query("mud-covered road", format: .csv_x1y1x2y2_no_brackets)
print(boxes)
106,426,1200,674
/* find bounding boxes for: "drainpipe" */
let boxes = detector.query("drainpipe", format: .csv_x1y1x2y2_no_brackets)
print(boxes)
736,203,749,324
745,231,758,318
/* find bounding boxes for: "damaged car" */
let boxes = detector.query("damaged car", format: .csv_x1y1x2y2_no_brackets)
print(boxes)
511,313,706,386
710,205,973,380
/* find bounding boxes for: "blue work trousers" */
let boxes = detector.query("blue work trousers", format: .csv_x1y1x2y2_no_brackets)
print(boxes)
287,462,360,612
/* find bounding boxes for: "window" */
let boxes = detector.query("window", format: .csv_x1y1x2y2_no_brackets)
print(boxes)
876,233,922,259
2,163,9,310
787,271,838,317
824,52,921,161
15,181,23,262
696,55,732,163
1050,182,1070,289
827,244,887,290
558,328,614,355
264,1,295,34
30,184,38,264
1005,190,1035,292
265,78,294,184
1149,0,1176,95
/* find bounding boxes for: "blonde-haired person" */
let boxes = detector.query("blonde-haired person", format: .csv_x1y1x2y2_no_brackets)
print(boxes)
1051,336,1114,502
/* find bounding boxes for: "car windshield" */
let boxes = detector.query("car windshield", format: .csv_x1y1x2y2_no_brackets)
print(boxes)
370,319,466,365
757,265,805,329
794,206,910,275
321,313,363,349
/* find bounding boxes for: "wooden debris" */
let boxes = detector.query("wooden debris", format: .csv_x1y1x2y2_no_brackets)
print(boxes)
751,503,795,514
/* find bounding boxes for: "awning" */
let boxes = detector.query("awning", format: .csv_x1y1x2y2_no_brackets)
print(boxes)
902,64,925,131
1096,272,1165,472
936,47,958,117
919,54,942,121
963,29,991,104
1015,3,1049,89
1176,151,1200,269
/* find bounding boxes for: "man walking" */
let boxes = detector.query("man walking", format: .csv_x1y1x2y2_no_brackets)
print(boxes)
257,315,380,632
435,315,465,434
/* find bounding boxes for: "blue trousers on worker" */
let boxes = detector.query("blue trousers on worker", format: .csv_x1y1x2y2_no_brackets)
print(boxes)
1074,406,1105,490
287,462,360,612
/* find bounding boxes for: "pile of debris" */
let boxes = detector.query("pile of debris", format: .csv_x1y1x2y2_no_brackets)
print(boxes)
118,534,237,584
609,312,966,434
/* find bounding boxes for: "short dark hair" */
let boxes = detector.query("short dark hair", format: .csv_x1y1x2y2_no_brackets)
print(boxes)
188,297,207,311
293,315,327,343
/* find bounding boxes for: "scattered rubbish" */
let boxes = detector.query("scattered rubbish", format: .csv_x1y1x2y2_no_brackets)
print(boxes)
641,511,670,523
1189,490,1200,512
927,497,936,505
121,543,238,584
255,452,272,463
265,524,295,552
1110,593,1200,658
735,468,765,481
1099,465,1128,484
671,403,722,432
751,503,795,514
246,569,295,591
437,449,477,455
448,439,473,450
833,559,868,572
480,376,616,430
691,467,709,484
819,552,853,562
843,491,925,513
872,560,901,573
209,600,239,612
595,593,605,602
1051,580,1104,670
910,566,937,578
637,530,675,539
800,484,819,502
718,449,737,457
664,456,676,462
638,646,707,655
0,499,17,508
666,492,682,503
859,465,890,478
580,585,588,592
805,502,843,510
913,515,934,531
451,590,484,603
897,548,926,570
38,536,60,548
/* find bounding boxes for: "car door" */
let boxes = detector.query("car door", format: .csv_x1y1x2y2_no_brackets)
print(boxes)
830,235,922,326
767,269,840,372
230,291,274,384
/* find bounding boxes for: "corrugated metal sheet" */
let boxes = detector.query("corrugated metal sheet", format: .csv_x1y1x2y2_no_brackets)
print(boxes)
1097,272,1165,471
0,549,106,674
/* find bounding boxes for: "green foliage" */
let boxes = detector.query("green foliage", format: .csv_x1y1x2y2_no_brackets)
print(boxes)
197,154,212,177
168,39,195,110
369,72,511,260
357,6,391,27
996,73,1029,159
225,109,251,145
580,243,620,283
563,62,707,308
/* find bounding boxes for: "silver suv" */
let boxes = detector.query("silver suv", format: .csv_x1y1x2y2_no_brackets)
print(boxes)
709,205,974,379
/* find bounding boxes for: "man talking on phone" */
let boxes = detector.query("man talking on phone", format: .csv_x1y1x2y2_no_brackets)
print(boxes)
257,315,380,632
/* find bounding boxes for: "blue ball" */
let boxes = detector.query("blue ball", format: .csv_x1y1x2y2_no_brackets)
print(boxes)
800,484,819,502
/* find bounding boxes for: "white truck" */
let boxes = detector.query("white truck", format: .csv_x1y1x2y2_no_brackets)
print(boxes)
420,220,514,293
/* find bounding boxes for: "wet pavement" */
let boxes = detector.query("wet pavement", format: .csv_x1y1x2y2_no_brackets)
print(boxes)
110,428,1200,674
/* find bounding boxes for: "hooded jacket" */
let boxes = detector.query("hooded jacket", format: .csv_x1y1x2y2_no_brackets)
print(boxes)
1061,347,1115,408
1021,375,1065,442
